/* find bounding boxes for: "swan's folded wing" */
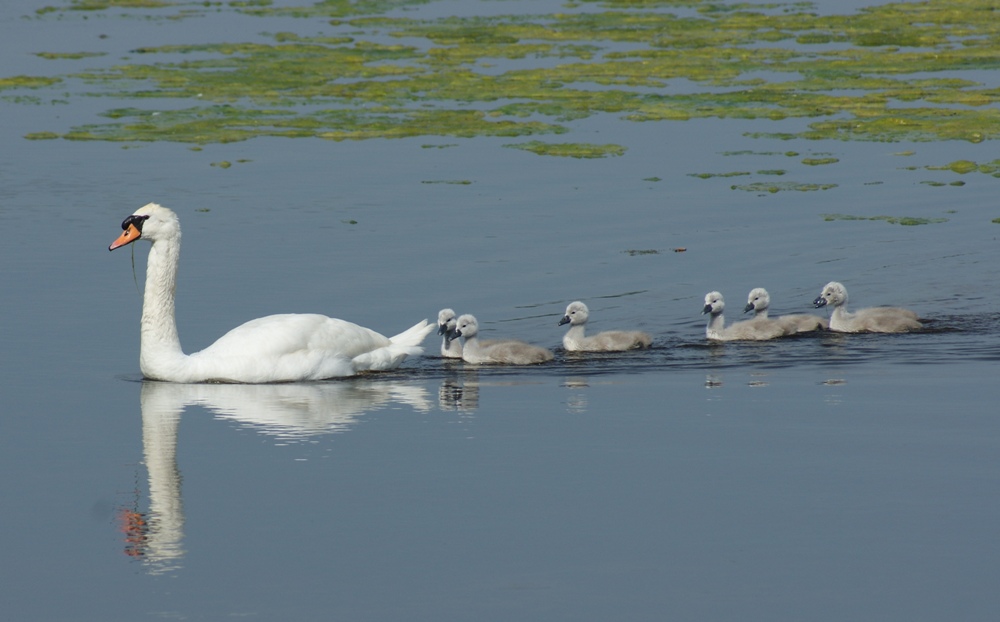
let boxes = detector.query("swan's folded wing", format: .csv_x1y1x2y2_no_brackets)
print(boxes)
203,314,391,358
587,330,652,351
184,314,394,380
481,340,554,364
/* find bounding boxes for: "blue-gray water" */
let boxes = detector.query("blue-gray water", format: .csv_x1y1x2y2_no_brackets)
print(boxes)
2,0,1000,620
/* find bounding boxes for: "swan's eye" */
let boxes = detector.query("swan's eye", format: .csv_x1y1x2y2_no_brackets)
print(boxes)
121,213,150,232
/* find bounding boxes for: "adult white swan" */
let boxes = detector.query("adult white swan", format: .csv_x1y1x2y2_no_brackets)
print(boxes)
109,203,434,382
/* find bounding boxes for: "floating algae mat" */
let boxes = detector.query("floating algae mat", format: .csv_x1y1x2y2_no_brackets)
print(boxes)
733,181,838,193
821,213,949,225
504,141,626,158
12,0,1000,154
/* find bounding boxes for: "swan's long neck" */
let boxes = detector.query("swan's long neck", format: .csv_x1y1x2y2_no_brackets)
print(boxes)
441,333,462,357
462,334,483,359
706,311,726,340
139,236,188,379
140,382,185,573
830,303,853,327
563,324,587,349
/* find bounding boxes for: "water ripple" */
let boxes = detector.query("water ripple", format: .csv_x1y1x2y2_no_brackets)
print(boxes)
382,312,1000,381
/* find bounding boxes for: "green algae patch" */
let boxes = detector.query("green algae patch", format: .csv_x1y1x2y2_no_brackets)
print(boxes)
0,75,61,90
24,132,61,140
733,182,837,193
65,0,179,9
931,160,980,174
689,171,751,179
821,213,947,225
245,0,433,18
17,0,1000,154
722,150,796,157
51,106,565,144
920,180,965,187
35,52,107,60
504,141,626,158
802,157,838,166
926,160,1000,176
317,111,565,142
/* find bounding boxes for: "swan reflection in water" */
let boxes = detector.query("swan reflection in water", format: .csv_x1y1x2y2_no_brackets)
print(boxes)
438,368,481,412
561,377,590,414
122,379,431,574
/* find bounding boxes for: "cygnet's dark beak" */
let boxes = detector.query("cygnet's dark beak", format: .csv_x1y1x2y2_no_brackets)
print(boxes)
558,315,570,326
743,302,755,314
702,304,713,315
438,323,449,335
813,296,828,309
448,328,462,340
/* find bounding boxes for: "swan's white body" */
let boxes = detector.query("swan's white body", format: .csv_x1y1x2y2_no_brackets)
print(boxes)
110,203,433,383
559,301,652,352
703,291,792,341
813,281,922,333
451,314,553,365
744,288,828,333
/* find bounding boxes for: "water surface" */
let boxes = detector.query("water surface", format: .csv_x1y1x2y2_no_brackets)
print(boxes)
1,0,999,620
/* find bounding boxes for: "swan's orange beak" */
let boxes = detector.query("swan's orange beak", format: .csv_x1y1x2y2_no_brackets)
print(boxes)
109,223,141,251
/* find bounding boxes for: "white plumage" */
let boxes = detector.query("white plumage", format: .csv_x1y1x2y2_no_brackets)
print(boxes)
451,314,553,365
744,287,828,333
702,291,792,341
109,203,433,382
437,308,464,358
559,301,652,351
813,281,922,333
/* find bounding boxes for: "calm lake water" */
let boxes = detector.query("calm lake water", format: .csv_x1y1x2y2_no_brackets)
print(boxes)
2,0,1000,620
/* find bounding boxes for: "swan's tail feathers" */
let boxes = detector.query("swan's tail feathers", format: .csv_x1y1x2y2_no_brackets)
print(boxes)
389,319,435,350
352,320,434,372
